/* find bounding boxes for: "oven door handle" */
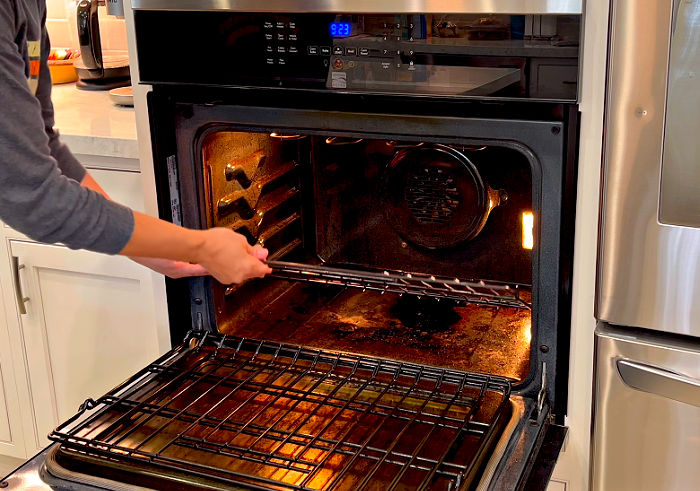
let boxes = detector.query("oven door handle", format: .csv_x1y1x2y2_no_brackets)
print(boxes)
617,358,700,408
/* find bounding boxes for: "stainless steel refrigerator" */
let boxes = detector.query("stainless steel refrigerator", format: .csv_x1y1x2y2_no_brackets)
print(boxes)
593,0,700,488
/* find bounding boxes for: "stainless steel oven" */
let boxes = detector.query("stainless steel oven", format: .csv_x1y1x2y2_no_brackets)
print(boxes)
2,1,582,490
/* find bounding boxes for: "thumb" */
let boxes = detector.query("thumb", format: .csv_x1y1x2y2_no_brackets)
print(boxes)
252,245,269,261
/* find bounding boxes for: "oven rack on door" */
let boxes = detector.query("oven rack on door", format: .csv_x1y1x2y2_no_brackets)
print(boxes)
266,261,532,310
49,332,513,491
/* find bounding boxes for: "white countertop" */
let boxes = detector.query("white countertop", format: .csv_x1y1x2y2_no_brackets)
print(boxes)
51,83,139,160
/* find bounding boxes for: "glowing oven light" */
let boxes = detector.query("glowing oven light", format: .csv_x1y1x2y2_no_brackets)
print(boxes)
522,212,534,250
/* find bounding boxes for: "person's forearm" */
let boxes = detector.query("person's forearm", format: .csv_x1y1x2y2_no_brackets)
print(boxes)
80,173,269,283
119,211,206,264
81,172,202,263
81,172,108,197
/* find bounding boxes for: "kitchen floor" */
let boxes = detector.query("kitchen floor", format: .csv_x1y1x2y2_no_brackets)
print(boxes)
0,455,24,478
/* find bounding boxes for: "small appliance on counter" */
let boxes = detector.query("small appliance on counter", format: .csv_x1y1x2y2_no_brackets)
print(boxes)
74,0,130,90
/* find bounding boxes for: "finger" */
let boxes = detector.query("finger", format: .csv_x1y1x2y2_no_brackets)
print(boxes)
251,245,269,261
176,263,209,277
247,257,272,278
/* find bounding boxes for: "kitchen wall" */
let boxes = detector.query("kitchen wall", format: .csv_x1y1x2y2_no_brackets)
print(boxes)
46,0,128,51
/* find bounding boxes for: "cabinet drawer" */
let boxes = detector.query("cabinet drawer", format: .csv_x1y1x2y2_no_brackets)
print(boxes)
88,168,144,213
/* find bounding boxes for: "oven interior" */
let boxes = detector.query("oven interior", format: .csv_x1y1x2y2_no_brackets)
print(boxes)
201,130,534,383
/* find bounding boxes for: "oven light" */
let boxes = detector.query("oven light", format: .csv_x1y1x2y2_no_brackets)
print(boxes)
522,212,534,250
524,325,532,343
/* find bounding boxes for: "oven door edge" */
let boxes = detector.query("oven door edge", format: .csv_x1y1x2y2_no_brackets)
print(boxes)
485,399,567,491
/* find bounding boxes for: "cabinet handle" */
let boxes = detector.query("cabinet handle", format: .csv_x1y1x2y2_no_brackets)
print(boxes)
11,256,29,315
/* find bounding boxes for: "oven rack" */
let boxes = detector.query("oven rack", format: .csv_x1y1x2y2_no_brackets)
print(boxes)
266,260,532,310
50,332,512,491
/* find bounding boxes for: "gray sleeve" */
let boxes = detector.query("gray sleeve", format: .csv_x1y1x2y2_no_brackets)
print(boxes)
0,4,134,255
36,27,86,182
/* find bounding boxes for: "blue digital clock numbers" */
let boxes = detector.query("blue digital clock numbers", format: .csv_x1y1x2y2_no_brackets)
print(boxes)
330,22,351,37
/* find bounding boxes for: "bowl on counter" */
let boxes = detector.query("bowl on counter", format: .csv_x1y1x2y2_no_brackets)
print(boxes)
48,59,78,84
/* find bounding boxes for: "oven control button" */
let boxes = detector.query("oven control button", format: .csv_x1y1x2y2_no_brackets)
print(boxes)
264,21,273,29
276,21,285,29
307,46,318,55
320,46,331,56
333,58,344,69
346,47,357,56
333,46,344,55
359,48,370,56
266,58,274,65
278,57,286,65
265,45,273,53
277,33,285,41
288,21,296,29
265,33,273,41
288,33,298,41
277,46,286,53
288,45,298,54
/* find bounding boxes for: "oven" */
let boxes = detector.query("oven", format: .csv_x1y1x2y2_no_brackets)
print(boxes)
2,2,581,490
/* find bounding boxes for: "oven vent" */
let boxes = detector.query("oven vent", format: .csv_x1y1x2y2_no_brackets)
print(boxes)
406,167,461,225
266,261,531,310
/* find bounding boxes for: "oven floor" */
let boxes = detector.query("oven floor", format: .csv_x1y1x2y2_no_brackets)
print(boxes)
218,282,531,381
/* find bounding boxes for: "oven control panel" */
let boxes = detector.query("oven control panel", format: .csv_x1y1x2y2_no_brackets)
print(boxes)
134,11,580,100
257,14,421,84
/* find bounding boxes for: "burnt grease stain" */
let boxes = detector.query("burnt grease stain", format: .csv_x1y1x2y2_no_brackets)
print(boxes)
331,296,461,351
389,296,461,334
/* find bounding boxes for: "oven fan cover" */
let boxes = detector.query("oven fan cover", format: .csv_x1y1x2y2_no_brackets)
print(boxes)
382,144,504,249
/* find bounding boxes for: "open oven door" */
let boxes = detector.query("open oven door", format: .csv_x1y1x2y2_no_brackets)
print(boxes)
483,391,567,490
37,330,566,491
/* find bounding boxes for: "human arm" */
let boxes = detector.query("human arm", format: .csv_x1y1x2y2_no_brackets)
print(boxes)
80,172,210,278
0,2,269,284
80,173,270,283
120,212,271,284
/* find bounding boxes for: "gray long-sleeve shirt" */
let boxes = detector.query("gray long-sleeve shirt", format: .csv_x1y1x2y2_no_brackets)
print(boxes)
0,0,134,254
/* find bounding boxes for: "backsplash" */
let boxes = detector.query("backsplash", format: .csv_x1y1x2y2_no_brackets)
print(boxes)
46,0,128,51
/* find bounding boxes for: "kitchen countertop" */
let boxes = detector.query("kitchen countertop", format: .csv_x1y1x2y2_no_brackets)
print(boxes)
50,83,139,160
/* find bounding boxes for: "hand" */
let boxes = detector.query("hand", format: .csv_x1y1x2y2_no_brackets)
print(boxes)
129,256,209,279
195,228,272,284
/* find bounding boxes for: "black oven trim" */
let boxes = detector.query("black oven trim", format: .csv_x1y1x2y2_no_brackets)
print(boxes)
147,89,574,419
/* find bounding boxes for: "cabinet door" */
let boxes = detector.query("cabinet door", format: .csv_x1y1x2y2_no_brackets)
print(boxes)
9,240,168,453
0,280,26,459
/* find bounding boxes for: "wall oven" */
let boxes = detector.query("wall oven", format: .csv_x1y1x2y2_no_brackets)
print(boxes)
3,1,581,490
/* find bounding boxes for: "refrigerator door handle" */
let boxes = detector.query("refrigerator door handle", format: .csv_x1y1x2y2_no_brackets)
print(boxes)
617,358,700,408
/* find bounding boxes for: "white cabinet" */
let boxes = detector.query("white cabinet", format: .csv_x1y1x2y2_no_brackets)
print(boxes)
0,162,171,458
8,240,168,453
0,281,26,459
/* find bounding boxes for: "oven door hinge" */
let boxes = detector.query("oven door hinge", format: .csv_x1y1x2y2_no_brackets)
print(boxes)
166,154,183,226
534,361,548,421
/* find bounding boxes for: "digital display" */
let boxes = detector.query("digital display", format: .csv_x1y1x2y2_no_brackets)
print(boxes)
330,22,351,37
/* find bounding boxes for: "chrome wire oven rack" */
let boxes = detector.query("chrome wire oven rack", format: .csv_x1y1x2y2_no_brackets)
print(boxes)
50,332,512,491
266,261,532,310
